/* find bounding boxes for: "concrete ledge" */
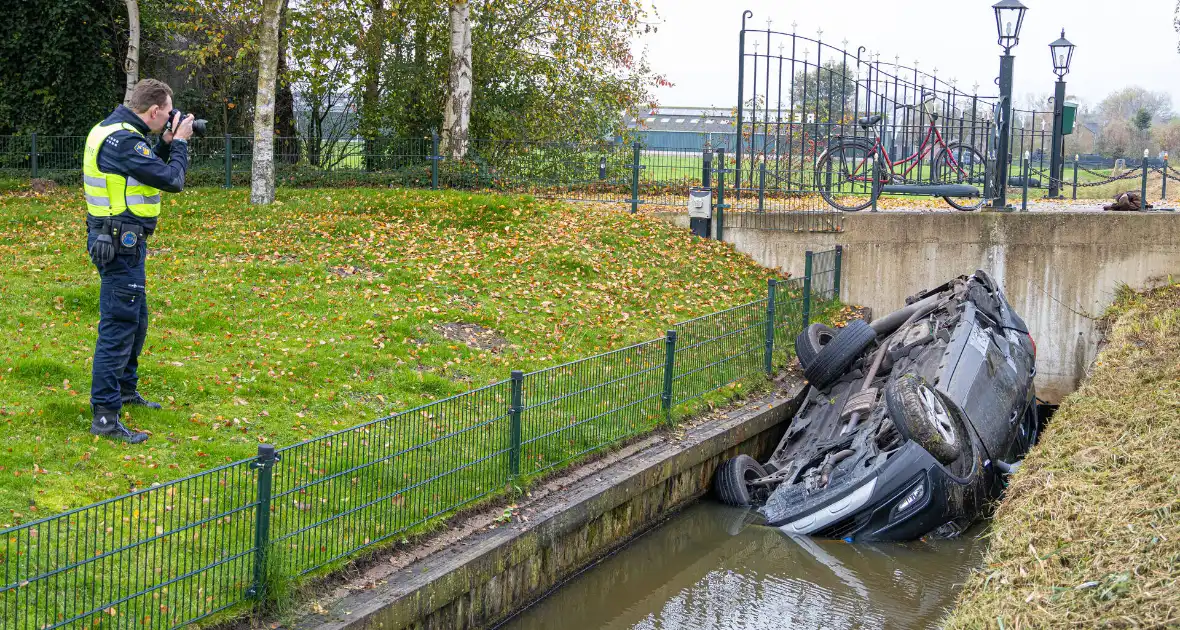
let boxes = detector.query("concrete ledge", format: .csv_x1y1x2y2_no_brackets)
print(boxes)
653,210,1180,402
292,383,805,630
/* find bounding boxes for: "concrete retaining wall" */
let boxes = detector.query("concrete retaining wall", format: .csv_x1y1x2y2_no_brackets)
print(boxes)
659,211,1180,403
293,385,804,630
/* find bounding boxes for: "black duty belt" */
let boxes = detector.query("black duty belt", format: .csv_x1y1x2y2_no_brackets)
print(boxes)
90,218,146,252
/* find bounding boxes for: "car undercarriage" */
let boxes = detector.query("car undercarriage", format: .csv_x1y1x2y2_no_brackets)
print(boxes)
714,271,1039,541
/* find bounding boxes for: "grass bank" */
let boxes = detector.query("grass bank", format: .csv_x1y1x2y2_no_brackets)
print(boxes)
0,186,789,522
944,282,1180,629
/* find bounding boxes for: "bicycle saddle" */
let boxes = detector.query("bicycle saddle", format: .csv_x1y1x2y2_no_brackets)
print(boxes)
858,114,883,129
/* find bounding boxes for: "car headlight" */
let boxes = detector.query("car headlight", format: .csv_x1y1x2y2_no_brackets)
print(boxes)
891,478,926,519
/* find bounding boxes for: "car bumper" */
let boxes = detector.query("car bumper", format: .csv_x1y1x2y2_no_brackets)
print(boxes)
768,441,991,542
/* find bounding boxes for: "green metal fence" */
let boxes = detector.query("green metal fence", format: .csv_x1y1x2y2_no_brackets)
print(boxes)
0,133,843,233
0,245,843,629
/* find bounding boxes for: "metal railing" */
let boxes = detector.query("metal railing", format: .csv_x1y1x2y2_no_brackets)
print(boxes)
0,132,845,232
1,248,844,629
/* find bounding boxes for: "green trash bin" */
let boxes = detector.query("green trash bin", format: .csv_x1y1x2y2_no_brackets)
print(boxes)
1062,102,1078,135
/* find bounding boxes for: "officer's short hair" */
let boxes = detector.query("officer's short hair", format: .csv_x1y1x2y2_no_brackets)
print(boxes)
128,79,173,114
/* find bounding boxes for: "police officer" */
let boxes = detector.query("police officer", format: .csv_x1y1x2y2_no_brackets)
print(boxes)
85,79,193,443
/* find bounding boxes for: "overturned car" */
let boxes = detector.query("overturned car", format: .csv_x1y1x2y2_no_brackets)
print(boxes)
714,271,1039,542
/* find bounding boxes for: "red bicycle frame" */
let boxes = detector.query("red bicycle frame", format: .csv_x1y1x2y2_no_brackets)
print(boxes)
847,118,969,182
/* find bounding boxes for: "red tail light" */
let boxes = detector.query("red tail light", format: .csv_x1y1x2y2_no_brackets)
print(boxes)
1028,333,1036,357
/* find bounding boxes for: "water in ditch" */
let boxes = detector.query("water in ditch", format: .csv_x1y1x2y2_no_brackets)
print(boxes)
500,501,986,630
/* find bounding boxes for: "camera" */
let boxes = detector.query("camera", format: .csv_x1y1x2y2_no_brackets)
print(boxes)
164,109,208,137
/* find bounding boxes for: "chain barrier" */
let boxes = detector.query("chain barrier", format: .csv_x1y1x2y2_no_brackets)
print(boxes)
1165,164,1180,182
1066,164,1147,188
1021,162,1163,190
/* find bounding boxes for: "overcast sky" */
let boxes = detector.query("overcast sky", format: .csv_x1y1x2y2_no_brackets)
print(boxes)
638,0,1180,112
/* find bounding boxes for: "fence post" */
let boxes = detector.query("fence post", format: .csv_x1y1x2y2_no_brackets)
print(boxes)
431,130,440,190
30,133,38,179
764,279,777,375
1020,151,1029,212
598,156,607,180
1141,149,1149,210
629,141,644,214
712,149,722,243
803,251,813,328
833,245,843,301
758,161,766,212
224,133,232,189
1072,154,1078,201
870,156,880,213
248,443,277,600
702,149,712,190
509,370,523,477
661,330,677,424
1163,152,1169,201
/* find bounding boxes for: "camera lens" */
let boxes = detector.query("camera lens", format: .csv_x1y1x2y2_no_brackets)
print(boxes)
192,119,208,137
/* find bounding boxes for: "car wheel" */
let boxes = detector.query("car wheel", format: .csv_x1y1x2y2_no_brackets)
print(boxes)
714,454,768,507
886,375,963,465
803,320,877,390
795,323,837,370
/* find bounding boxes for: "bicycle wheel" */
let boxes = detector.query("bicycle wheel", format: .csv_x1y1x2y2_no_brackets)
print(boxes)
815,142,880,212
934,143,987,211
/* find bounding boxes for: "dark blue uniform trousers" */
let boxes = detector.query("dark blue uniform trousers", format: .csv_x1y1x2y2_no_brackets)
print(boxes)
88,233,149,412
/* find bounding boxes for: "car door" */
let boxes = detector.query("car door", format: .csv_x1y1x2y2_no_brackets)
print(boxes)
937,302,1024,461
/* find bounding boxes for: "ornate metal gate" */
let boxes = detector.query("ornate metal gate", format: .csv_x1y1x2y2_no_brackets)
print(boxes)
733,11,999,212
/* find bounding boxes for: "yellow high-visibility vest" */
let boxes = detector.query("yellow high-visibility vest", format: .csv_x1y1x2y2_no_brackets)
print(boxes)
82,122,162,218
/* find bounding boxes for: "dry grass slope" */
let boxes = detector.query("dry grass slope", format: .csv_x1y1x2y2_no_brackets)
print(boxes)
944,282,1180,629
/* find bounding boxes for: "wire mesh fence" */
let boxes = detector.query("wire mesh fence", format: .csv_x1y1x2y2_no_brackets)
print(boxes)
270,380,513,578
0,132,845,232
671,298,769,406
0,233,842,629
808,248,840,301
1,460,259,629
520,339,667,475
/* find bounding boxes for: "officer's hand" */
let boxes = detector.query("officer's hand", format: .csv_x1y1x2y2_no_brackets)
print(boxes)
173,114,195,142
163,111,181,143
89,234,115,266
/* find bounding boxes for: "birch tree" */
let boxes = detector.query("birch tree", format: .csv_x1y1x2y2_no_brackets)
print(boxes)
442,0,472,160
251,0,283,205
123,0,140,105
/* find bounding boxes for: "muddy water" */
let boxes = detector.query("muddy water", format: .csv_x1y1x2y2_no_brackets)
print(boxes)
502,502,985,630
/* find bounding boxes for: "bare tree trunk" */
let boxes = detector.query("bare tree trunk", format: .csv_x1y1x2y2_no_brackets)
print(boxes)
442,0,472,160
122,0,140,105
361,0,385,171
251,0,283,205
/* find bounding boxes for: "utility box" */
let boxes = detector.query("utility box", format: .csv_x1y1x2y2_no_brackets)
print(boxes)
1062,102,1078,135
687,188,712,218
687,187,712,239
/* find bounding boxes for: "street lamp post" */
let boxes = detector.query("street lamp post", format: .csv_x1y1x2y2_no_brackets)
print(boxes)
1048,30,1076,199
989,0,1028,211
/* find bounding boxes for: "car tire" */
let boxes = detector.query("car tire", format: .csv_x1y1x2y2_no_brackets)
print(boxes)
795,323,837,370
886,374,963,465
715,454,768,507
803,320,877,390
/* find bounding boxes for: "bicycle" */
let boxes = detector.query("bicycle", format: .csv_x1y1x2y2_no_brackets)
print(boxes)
814,94,988,211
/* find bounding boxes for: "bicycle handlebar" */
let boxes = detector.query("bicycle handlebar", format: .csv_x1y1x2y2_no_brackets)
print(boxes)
893,92,938,112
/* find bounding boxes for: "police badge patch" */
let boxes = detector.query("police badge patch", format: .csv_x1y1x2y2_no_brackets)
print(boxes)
134,141,151,157
121,231,138,248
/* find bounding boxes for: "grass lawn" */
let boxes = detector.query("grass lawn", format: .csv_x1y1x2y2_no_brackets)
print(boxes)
944,282,1180,628
0,186,788,521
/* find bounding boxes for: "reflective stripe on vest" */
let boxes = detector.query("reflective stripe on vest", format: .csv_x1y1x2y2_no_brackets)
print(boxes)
82,122,163,218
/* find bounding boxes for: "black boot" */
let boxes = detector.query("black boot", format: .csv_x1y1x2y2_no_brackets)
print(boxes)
91,407,149,444
122,392,162,410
